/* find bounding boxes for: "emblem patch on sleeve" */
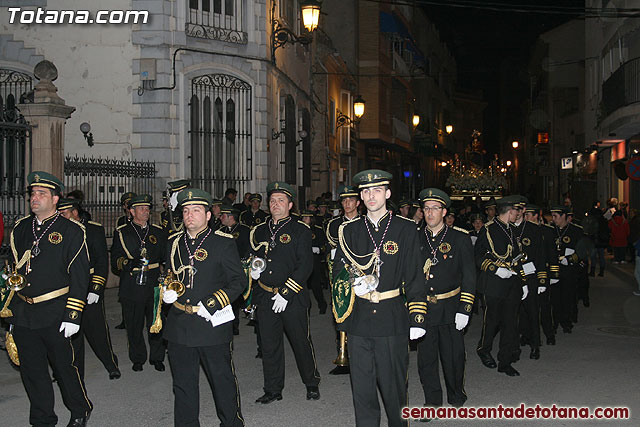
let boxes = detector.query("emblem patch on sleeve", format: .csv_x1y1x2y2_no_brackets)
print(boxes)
194,248,208,261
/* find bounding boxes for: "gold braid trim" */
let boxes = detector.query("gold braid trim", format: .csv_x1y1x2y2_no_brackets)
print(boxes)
485,225,512,263
249,225,269,253
170,235,195,282
149,285,164,333
337,221,377,273
3,230,34,317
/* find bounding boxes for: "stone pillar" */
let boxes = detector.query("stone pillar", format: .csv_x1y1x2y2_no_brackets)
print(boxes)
17,60,75,179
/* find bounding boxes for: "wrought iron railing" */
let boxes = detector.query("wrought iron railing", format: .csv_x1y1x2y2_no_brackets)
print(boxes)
63,155,156,237
186,0,247,44
601,57,640,119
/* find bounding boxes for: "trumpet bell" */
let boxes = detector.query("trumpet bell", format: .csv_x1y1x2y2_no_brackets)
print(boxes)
361,274,379,289
7,273,26,292
251,257,266,274
166,280,185,297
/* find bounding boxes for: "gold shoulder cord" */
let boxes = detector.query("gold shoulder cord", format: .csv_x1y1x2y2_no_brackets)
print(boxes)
337,222,376,273
485,226,512,263
249,225,269,253
170,236,194,282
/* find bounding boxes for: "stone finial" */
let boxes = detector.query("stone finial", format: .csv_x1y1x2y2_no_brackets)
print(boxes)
34,60,58,82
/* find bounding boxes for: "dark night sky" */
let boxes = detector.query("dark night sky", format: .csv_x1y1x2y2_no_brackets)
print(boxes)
421,0,585,153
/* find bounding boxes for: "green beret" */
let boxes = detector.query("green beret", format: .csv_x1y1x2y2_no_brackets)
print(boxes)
249,193,262,202
120,191,136,205
339,185,359,199
484,198,497,209
57,198,80,211
411,200,421,209
317,201,328,208
352,169,392,189
524,204,540,213
167,179,190,194
211,199,223,206
301,210,315,217
512,195,528,208
266,181,296,199
27,171,64,193
418,188,451,208
178,189,213,209
130,194,153,207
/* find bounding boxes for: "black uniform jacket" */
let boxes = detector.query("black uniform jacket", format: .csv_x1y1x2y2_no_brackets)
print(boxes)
9,213,90,328
249,217,313,306
333,212,427,337
223,222,251,260
163,228,246,347
85,220,109,296
240,209,269,228
326,215,359,249
474,219,525,298
110,221,167,303
512,220,548,291
552,222,588,279
419,225,476,326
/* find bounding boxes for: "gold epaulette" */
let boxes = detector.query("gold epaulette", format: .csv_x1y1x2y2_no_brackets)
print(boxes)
543,223,555,229
14,215,31,227
168,231,183,240
571,223,583,229
152,223,163,230
116,223,127,231
88,220,103,227
215,229,234,239
396,215,414,223
485,220,495,227
314,224,323,231
298,220,310,229
343,216,361,226
526,220,538,226
453,226,469,234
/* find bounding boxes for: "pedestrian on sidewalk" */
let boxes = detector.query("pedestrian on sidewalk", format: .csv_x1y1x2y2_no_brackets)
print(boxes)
609,211,630,264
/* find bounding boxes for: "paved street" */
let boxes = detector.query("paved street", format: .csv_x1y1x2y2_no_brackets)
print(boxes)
1,262,639,426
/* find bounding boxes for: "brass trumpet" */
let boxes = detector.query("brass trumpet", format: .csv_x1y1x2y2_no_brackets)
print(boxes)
163,270,185,297
4,260,26,292
333,331,349,367
250,255,267,274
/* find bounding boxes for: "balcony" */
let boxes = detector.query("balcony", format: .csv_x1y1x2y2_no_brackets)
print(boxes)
186,0,247,44
601,57,640,120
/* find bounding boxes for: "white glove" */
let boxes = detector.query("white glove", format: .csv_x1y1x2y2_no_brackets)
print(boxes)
169,192,179,211
250,269,261,280
312,247,320,254
538,286,547,294
352,276,370,296
565,248,575,256
455,313,469,330
196,301,213,321
59,322,80,338
560,257,569,266
163,289,178,304
271,293,288,313
330,248,337,260
550,279,559,285
495,267,514,279
87,292,100,304
409,327,426,340
521,285,529,301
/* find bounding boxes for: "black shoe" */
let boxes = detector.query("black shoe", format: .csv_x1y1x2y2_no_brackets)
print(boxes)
255,349,262,359
497,364,520,376
152,361,165,372
520,335,530,347
132,363,143,372
115,322,126,330
256,392,282,404
477,352,497,369
67,414,90,427
530,348,540,360
109,368,121,379
306,386,320,400
546,336,556,345
511,349,521,363
329,365,350,375
562,326,572,334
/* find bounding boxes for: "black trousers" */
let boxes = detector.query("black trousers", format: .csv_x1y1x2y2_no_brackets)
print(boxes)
121,297,165,365
348,334,408,427
477,285,521,366
551,276,576,329
519,281,541,348
538,288,554,340
308,257,327,311
255,296,320,393
72,298,119,378
417,323,467,407
13,324,93,426
168,341,244,427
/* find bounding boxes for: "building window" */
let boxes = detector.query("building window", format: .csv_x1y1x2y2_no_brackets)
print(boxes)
186,0,247,44
189,73,252,197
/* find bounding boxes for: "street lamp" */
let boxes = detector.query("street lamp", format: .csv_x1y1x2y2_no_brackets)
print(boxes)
512,140,519,149
412,114,420,127
301,0,321,32
337,96,365,129
80,122,94,147
353,96,365,119
271,0,321,64
446,125,453,134
440,161,448,167
506,160,512,167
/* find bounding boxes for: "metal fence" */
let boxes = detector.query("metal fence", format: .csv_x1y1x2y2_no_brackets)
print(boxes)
601,57,640,119
186,0,247,44
63,155,156,237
